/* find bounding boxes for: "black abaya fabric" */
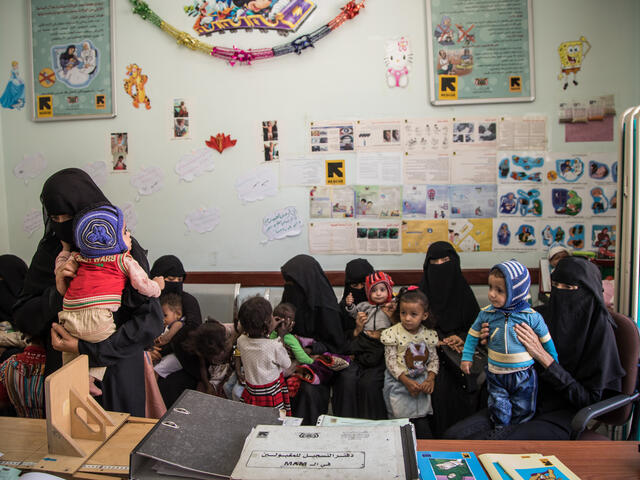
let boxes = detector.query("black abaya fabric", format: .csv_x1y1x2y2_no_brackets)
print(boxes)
0,254,27,323
338,258,373,335
13,168,163,416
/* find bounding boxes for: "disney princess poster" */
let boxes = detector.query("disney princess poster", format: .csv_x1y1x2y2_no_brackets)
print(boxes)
0,61,26,110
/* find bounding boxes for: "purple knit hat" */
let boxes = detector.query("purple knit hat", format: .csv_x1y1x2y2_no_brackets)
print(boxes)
74,205,128,258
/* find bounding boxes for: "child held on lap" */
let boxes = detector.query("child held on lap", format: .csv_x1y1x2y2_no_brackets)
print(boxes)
461,260,558,426
269,302,315,373
236,296,292,415
156,293,185,348
55,205,163,390
381,287,438,434
345,271,396,339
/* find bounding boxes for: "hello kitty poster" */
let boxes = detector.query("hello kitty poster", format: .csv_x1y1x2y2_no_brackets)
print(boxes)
385,37,413,88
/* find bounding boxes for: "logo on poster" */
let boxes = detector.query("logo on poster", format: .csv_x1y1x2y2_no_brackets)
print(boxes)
439,75,457,100
510,76,522,92
96,94,106,109
326,160,345,185
37,95,52,117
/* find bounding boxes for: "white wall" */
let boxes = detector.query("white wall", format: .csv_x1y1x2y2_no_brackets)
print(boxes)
1,0,639,273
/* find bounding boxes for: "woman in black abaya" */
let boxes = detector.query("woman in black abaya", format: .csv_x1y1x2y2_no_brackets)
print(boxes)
445,256,625,440
419,241,484,437
0,254,28,361
281,254,358,424
12,168,163,416
150,255,203,407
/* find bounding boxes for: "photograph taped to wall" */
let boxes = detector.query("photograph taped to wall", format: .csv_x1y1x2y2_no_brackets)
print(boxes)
426,0,534,105
29,0,115,120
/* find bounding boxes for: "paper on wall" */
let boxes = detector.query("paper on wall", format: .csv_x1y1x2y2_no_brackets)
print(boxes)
310,121,355,154
451,117,498,149
448,218,493,252
584,152,617,183
499,116,547,151
403,153,450,184
354,186,402,218
402,118,451,154
355,152,402,186
450,184,497,218
587,184,617,217
175,148,215,182
130,166,164,199
401,220,448,253
493,218,540,251
82,161,108,186
14,153,47,184
497,152,546,185
545,153,587,185
235,164,278,203
539,221,587,250
590,221,616,254
356,221,402,254
497,185,546,218
262,206,302,242
451,150,496,184
185,207,221,234
23,208,43,237
120,202,138,233
547,185,588,218
280,157,324,186
310,186,355,218
308,221,356,254
354,119,402,152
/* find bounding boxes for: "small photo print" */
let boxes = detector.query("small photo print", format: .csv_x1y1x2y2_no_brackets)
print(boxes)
110,132,128,155
262,120,278,141
112,153,127,171
174,98,189,118
174,118,189,138
263,141,279,162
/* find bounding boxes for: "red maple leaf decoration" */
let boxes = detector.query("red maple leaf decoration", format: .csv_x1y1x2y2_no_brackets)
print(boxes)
205,133,237,153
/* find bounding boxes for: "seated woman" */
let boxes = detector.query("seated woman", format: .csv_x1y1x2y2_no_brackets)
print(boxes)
445,256,625,440
149,255,203,408
0,254,29,361
419,241,485,437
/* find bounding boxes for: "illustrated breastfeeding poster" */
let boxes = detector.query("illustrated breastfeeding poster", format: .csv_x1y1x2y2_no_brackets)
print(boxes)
547,186,588,218
497,185,545,218
540,221,586,250
426,0,534,104
493,219,539,251
448,218,493,252
497,152,546,184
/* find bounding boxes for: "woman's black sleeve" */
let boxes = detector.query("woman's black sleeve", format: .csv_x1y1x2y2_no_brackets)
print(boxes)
13,286,63,337
539,360,603,410
182,292,203,328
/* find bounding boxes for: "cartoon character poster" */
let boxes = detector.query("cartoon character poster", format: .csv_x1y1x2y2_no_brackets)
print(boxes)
385,37,413,88
0,61,25,110
497,153,546,184
498,186,545,217
540,222,585,250
184,0,316,35
558,36,591,90
546,153,586,184
494,219,539,251
549,186,587,217
448,218,492,252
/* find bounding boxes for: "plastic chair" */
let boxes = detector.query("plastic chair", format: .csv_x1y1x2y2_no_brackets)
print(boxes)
570,310,640,440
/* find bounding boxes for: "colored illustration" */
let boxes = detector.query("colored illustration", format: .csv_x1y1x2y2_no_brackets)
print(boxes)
551,188,582,216
516,224,536,246
385,37,413,88
450,185,497,218
123,64,151,109
38,67,56,88
592,224,615,257
554,157,584,182
497,222,511,246
590,187,609,215
567,224,585,249
455,23,475,46
498,155,544,183
558,36,591,90
434,15,454,45
184,0,316,35
541,225,566,247
499,189,543,217
448,218,492,252
512,155,544,170
51,41,99,89
0,61,25,110
589,160,610,180
612,162,618,182
205,133,237,153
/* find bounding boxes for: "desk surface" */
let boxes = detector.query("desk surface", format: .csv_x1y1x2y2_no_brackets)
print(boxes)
417,440,640,479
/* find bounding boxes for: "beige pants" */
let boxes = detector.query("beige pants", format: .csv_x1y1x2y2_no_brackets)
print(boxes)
58,308,116,381
0,330,28,348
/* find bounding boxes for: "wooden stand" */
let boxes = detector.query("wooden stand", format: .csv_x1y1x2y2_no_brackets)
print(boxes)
34,355,129,474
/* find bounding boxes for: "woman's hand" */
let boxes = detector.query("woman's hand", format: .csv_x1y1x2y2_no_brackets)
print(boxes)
346,293,354,306
442,334,464,353
55,258,78,296
400,374,421,397
354,312,367,337
514,323,554,368
153,276,165,290
147,346,162,364
364,329,382,340
51,323,79,354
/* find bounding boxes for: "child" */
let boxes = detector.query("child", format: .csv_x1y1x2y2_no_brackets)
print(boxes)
236,296,291,415
381,287,439,438
461,260,558,427
156,293,185,347
269,302,314,371
55,204,163,391
345,271,395,339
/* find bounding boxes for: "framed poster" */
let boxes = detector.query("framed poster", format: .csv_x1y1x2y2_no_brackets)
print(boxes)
28,0,116,121
426,0,535,105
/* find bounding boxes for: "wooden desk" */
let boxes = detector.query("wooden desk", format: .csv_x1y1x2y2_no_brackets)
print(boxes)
417,440,640,479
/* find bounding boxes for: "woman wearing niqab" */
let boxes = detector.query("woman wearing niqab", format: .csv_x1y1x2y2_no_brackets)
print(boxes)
13,168,163,416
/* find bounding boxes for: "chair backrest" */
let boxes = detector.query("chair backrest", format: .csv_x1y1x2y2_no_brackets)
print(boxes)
597,310,640,425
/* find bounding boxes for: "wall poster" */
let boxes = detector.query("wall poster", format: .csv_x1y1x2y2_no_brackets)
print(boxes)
426,0,534,105
28,0,115,121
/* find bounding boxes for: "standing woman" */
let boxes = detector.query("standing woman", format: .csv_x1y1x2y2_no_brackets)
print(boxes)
281,254,357,424
149,255,203,407
12,168,163,416
419,241,483,437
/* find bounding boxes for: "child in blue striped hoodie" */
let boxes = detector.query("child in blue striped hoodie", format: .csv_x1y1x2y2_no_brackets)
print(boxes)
461,260,558,426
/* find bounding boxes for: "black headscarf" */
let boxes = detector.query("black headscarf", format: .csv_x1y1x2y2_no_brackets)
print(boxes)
419,241,479,335
21,168,109,298
151,255,187,295
339,258,374,307
281,255,344,353
546,256,625,393
0,254,28,323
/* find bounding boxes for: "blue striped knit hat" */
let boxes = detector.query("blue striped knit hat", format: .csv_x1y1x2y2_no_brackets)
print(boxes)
493,260,531,312
74,205,128,258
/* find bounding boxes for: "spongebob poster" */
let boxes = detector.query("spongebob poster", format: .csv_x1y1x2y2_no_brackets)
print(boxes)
427,0,534,104
558,36,591,90
184,0,316,35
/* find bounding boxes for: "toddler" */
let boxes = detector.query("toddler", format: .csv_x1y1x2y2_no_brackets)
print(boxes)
345,271,395,339
156,293,185,347
236,296,291,415
381,287,438,438
269,302,314,371
55,204,163,390
461,260,558,426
